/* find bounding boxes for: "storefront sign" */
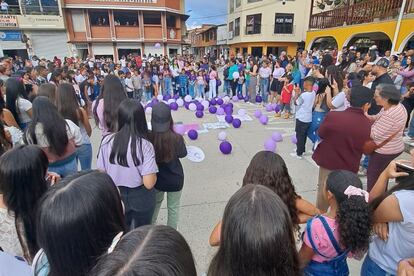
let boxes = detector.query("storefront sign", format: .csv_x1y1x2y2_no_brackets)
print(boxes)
0,30,22,41
0,15,18,28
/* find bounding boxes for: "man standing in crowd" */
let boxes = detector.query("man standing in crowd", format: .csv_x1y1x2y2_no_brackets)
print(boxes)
312,86,374,211
369,58,394,115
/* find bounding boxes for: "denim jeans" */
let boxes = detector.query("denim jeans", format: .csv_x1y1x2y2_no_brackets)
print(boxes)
179,86,187,97
188,84,195,98
197,84,204,98
304,256,349,276
152,190,182,230
361,255,394,276
119,186,156,231
237,83,243,95
260,78,270,103
223,80,230,95
145,90,152,102
76,143,92,171
173,76,180,95
134,89,143,101
164,77,172,96
48,156,77,178
408,115,414,137
307,111,327,144
245,78,250,96
209,79,217,99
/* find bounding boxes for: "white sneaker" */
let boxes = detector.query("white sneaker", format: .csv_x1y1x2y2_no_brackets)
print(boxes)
290,152,303,160
403,136,414,142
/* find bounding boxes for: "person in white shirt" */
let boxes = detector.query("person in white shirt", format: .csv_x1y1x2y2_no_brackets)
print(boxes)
1,0,8,13
291,77,316,159
124,72,134,99
258,61,272,103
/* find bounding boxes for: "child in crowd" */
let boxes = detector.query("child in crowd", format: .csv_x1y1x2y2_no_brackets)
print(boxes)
158,72,164,96
277,75,294,119
149,103,187,230
178,69,188,97
291,76,316,159
189,70,196,98
237,71,245,96
196,71,205,99
142,72,154,102
299,170,371,275
124,72,134,99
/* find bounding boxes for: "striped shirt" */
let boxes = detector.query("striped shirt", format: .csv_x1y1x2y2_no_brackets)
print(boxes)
370,103,407,155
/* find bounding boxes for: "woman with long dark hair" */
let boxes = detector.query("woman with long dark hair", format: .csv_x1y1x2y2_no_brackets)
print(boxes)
0,145,49,262
24,96,82,177
209,151,319,246
90,225,197,276
149,103,187,230
360,160,414,276
5,78,32,130
97,99,158,230
33,171,126,276
247,57,258,103
56,83,92,170
93,75,127,136
208,185,300,276
269,60,285,104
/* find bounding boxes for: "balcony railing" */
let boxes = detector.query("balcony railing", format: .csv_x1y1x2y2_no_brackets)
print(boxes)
309,0,405,29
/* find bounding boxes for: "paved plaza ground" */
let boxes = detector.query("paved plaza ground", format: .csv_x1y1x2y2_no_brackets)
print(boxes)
86,96,413,275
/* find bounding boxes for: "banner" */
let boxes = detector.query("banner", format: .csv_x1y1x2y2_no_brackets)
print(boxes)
0,15,18,28
0,30,22,41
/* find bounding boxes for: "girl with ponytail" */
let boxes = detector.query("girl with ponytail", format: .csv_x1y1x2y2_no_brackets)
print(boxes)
299,170,372,275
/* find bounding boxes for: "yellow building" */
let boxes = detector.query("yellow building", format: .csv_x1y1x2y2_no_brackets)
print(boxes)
306,0,414,53
227,0,312,57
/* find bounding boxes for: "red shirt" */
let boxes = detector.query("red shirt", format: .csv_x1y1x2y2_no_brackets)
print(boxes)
312,107,372,173
281,83,293,104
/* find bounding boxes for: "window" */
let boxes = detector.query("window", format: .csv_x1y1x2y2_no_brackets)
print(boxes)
114,11,138,26
143,12,161,25
235,0,241,7
229,0,234,13
234,17,240,36
167,15,176,28
229,21,234,32
89,11,109,26
246,14,261,35
274,13,294,34
251,47,263,57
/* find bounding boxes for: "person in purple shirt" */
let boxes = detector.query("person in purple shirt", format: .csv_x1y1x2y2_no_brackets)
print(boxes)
97,99,158,230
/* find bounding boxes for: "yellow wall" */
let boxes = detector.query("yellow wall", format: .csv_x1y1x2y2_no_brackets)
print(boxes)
229,42,298,57
305,18,414,52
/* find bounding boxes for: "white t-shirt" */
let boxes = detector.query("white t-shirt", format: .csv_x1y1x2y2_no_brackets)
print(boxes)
17,98,32,124
259,67,272,79
369,190,414,275
0,251,31,276
75,74,86,84
331,91,347,112
33,119,83,148
121,59,126,68
1,2,8,11
124,78,134,92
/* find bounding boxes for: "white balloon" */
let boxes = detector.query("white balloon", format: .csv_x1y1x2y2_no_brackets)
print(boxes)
184,95,192,102
218,131,227,141
238,109,247,116
232,72,240,79
223,96,230,103
157,95,163,101
189,103,197,111
201,100,210,110
176,98,184,107
167,99,175,104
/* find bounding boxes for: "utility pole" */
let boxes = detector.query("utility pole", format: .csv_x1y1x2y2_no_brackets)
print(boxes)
392,0,407,54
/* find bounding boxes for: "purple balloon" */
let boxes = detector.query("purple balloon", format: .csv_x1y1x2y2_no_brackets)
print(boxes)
196,104,204,111
259,115,269,125
256,95,263,103
210,98,217,105
224,106,233,115
188,129,198,140
254,110,262,118
265,104,273,112
232,118,241,128
244,95,250,102
232,96,239,102
238,94,244,100
225,115,234,123
217,98,224,105
163,94,171,101
219,141,232,155
271,132,283,142
274,104,281,113
152,99,159,104
217,107,225,115
195,111,204,118
174,124,186,135
184,102,190,109
291,134,298,144
170,102,179,111
174,94,180,100
264,138,277,152
227,102,233,108
209,106,217,114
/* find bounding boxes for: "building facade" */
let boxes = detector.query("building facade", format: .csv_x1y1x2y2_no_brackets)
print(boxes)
306,0,414,54
189,24,228,59
0,0,68,59
62,0,188,60
227,0,311,57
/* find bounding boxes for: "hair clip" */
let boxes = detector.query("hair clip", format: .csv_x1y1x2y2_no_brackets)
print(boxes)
344,186,369,203
107,231,123,254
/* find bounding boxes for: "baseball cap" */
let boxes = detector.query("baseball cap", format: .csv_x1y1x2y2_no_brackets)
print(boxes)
151,102,172,133
349,46,356,50
369,45,378,50
373,57,390,68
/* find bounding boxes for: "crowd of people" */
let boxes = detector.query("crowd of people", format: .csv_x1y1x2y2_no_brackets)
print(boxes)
0,46,413,276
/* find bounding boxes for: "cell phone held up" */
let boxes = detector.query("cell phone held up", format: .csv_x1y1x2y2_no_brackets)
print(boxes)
396,161,414,182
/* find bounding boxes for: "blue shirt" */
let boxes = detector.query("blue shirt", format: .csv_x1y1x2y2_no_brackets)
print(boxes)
178,74,188,87
295,90,316,123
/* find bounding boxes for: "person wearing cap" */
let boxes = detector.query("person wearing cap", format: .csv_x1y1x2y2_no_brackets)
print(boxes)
365,84,407,192
312,86,374,211
149,102,187,230
368,57,394,115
